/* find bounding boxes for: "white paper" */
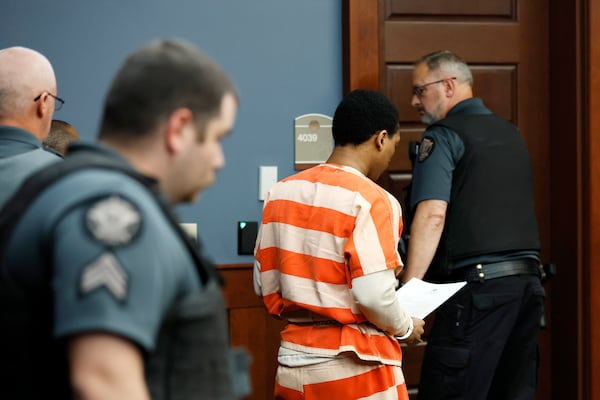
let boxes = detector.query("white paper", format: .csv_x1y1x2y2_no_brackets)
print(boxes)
396,278,467,319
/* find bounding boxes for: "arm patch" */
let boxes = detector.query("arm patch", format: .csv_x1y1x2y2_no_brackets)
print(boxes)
418,138,435,162
85,195,141,246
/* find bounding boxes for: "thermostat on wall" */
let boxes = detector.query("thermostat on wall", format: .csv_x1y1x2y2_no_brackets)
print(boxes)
238,221,258,255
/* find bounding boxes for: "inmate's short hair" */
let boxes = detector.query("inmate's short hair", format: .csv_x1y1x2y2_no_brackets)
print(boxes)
332,89,400,146
99,38,237,141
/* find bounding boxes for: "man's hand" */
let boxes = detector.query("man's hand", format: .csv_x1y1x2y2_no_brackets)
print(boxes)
398,317,425,344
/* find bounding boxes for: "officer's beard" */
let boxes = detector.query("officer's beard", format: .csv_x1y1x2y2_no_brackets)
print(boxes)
420,103,444,125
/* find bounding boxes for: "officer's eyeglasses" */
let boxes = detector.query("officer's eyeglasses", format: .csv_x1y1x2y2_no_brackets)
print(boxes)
33,92,65,111
412,77,456,97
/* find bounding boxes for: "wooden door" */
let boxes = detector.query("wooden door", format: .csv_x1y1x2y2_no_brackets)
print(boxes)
343,1,552,398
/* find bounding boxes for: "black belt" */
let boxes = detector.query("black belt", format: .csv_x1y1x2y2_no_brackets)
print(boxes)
453,259,541,282
286,311,342,327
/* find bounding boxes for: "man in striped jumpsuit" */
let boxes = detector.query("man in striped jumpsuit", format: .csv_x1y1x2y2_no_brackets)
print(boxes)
254,89,425,400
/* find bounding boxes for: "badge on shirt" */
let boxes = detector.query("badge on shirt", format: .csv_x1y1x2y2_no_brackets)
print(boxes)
418,138,435,162
85,195,142,246
79,251,128,301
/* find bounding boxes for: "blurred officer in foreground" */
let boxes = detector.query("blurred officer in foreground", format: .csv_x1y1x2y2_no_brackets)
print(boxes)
0,39,249,399
0,46,62,208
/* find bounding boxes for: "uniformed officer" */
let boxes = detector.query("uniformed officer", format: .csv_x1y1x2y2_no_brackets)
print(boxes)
0,46,62,208
0,39,249,399
401,50,544,400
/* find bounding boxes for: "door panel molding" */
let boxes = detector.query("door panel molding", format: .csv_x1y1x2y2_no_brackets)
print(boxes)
387,0,516,18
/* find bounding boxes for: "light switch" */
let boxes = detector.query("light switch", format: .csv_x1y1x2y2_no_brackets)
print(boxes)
259,166,278,201
179,223,198,242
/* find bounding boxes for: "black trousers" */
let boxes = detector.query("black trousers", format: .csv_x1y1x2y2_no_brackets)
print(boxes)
417,275,544,400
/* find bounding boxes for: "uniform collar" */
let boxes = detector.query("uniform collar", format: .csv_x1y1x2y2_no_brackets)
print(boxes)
0,125,53,159
66,142,158,187
0,125,43,148
446,98,491,117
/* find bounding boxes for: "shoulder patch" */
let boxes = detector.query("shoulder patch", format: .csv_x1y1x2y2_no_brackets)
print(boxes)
80,252,128,301
418,138,435,162
85,195,141,246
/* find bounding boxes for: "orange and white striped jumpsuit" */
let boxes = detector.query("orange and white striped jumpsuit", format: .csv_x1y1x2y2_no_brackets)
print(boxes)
254,164,413,400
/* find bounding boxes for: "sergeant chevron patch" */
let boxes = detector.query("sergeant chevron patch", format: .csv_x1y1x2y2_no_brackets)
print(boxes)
80,252,128,301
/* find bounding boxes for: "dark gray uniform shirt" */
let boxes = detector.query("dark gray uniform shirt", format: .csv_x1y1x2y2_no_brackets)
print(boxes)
0,125,61,208
4,143,199,348
1,143,245,399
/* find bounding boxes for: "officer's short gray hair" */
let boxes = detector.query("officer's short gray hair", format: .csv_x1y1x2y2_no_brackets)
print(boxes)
416,50,474,87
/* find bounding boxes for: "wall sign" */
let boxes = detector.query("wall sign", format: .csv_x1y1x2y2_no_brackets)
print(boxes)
294,113,333,170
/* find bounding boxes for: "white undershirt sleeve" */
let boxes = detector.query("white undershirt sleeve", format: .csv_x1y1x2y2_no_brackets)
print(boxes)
253,260,263,296
352,269,412,337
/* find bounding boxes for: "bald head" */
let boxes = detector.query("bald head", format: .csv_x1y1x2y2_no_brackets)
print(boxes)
0,46,57,139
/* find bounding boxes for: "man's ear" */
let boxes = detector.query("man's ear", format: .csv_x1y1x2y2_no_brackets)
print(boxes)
443,78,456,98
165,108,194,154
374,129,388,151
35,93,49,118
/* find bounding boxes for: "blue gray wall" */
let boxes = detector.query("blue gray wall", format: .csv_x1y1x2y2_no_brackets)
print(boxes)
1,1,343,264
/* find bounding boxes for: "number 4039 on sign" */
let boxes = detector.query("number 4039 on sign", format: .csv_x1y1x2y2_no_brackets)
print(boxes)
294,113,333,170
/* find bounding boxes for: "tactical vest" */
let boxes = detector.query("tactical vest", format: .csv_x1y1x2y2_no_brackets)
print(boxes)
0,148,250,399
428,114,540,275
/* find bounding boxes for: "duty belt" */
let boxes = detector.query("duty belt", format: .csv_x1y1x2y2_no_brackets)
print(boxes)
453,258,541,282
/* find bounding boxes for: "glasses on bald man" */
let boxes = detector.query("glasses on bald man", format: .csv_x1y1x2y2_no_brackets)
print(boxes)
33,92,64,111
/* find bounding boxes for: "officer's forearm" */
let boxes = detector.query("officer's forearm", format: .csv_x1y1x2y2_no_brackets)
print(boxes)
403,200,447,282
